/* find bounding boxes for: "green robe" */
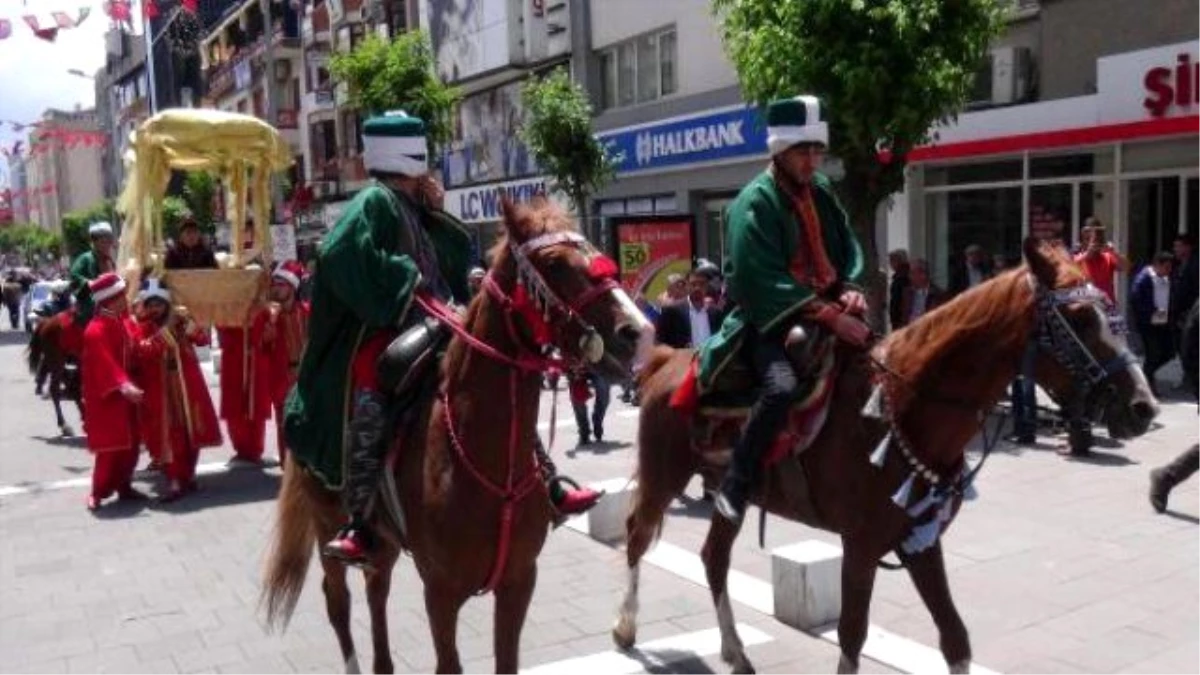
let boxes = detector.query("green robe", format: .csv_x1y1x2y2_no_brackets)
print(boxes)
283,183,472,490
697,170,865,391
68,250,108,324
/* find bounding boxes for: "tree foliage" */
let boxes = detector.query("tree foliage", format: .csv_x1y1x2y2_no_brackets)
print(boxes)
519,67,618,231
329,30,461,158
61,199,117,258
182,171,217,233
0,224,63,264
712,0,1006,323
161,196,192,242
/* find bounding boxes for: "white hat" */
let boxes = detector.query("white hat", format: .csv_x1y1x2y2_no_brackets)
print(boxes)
362,111,429,177
136,277,171,305
765,96,829,156
88,221,114,238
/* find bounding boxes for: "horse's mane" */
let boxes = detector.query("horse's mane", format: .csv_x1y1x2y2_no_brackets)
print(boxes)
881,245,1087,392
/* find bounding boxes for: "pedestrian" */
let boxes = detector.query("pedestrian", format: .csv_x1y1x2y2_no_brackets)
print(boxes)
80,272,147,511
264,261,309,465
569,368,611,446
130,278,223,502
1149,300,1197,512
1131,251,1175,395
1170,233,1198,376
949,244,993,297
656,273,687,307
655,269,723,349
164,218,219,270
2,272,21,329
886,249,910,331
1073,219,1130,306
896,258,945,328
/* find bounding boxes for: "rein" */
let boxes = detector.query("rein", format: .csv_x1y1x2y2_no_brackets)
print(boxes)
411,231,618,595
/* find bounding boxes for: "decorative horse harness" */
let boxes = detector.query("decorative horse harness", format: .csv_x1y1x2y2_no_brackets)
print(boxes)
867,275,1138,558
414,230,621,594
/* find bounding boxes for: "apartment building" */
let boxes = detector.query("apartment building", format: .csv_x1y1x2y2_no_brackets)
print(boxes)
23,108,105,232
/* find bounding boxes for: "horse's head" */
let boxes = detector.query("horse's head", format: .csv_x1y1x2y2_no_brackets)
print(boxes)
1023,237,1159,439
493,196,652,380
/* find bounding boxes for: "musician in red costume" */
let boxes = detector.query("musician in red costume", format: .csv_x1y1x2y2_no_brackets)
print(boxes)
264,261,309,464
131,278,223,501
81,272,147,511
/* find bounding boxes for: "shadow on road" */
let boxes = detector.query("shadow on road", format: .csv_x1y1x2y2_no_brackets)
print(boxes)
148,466,282,514
0,330,30,347
565,440,632,458
1163,509,1200,525
31,434,87,449
666,493,714,521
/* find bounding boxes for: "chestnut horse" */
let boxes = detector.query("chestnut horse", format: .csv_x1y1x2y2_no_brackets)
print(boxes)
27,310,83,436
262,197,651,673
615,237,1159,673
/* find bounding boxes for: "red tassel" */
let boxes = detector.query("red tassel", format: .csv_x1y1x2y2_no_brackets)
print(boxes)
669,361,700,414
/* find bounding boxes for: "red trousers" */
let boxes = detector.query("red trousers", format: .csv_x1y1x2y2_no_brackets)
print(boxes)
227,417,267,462
166,442,199,485
351,330,399,392
91,448,139,501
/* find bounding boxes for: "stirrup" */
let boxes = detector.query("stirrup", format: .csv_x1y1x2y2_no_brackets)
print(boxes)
547,475,605,528
321,530,376,571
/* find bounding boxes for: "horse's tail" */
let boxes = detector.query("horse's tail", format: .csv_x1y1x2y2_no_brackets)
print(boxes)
261,460,317,632
26,327,43,376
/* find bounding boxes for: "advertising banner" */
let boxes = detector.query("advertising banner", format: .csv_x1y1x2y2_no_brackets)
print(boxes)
612,216,695,301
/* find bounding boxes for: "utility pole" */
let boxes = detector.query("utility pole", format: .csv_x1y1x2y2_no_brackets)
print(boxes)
259,0,284,222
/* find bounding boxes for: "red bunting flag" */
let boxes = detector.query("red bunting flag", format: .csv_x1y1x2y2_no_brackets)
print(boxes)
181,0,198,12
143,0,159,20
52,11,75,28
0,19,12,40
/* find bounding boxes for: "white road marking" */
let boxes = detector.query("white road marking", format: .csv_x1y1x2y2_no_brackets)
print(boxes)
0,460,268,498
520,624,773,675
567,479,1002,675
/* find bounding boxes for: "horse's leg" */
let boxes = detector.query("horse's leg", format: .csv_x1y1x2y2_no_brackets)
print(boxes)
50,371,69,436
701,516,755,674
612,459,693,650
493,564,537,674
424,581,467,674
319,555,360,673
836,539,879,674
364,550,398,674
904,542,971,673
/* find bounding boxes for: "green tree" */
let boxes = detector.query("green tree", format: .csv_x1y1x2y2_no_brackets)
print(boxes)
183,171,217,233
61,199,117,259
712,0,1007,327
519,67,619,239
0,224,62,265
161,196,192,243
328,30,461,159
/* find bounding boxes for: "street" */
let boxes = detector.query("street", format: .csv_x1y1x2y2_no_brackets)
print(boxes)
0,324,1196,674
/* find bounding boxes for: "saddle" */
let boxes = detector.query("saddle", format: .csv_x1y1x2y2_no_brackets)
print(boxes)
375,315,448,405
678,321,841,469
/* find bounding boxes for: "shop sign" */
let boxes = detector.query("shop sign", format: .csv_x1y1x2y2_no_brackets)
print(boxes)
598,105,766,175
1097,40,1199,123
445,176,566,224
611,216,695,300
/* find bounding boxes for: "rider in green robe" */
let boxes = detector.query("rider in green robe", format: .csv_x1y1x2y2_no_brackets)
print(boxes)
285,112,599,567
68,222,118,325
698,96,868,526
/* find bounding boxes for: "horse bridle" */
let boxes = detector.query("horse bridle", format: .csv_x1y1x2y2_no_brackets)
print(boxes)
1029,276,1138,418
499,230,621,365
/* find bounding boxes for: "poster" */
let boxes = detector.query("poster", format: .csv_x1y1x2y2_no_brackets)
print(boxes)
613,216,694,301
271,223,298,262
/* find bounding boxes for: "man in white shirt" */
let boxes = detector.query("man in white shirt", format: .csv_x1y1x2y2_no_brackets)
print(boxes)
655,270,722,349
1132,252,1175,394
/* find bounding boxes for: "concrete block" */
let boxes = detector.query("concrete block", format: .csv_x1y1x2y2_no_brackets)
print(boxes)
582,478,637,545
771,539,843,630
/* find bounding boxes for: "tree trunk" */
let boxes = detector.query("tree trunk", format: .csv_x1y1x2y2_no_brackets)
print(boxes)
847,195,888,334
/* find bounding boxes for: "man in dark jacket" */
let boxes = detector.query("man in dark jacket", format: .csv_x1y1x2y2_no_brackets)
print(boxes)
887,249,910,331
1170,234,1198,364
1131,252,1175,395
655,270,723,349
164,218,218,270
948,244,994,297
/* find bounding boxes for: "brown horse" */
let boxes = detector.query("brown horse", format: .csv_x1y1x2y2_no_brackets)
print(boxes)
614,237,1159,673
262,197,652,673
27,310,83,436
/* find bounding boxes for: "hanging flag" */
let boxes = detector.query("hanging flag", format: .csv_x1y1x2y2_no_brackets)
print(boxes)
52,11,75,28
143,0,159,20
181,0,198,13
0,19,12,40
22,15,39,31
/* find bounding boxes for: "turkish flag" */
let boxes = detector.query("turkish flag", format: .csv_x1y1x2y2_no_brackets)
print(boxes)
143,0,159,20
181,0,198,13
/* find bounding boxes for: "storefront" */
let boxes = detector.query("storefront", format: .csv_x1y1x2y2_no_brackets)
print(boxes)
443,175,570,263
593,104,772,265
904,40,1199,294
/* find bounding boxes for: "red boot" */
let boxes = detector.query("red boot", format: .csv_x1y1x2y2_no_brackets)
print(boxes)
321,518,375,568
549,476,604,516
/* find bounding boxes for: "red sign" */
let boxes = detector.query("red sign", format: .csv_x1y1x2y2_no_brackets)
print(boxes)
1143,52,1199,118
613,217,694,301
276,109,298,129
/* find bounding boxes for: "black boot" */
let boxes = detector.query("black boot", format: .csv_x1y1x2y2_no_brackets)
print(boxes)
715,431,760,527
1150,444,1200,513
322,389,388,567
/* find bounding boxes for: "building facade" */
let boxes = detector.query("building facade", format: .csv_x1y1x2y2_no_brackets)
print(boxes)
96,29,150,199
23,108,105,231
898,0,1199,295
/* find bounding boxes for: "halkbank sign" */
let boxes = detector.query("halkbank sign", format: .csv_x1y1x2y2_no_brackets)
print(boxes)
597,104,767,174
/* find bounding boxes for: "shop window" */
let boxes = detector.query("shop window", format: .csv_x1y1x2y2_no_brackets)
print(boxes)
926,160,1023,187
1029,152,1105,179
926,188,1022,287
597,26,677,111
1029,184,1072,243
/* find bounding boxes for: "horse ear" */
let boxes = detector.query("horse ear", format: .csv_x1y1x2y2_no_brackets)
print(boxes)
1023,236,1058,287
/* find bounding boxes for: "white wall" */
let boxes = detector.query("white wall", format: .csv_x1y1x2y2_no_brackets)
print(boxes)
589,0,738,98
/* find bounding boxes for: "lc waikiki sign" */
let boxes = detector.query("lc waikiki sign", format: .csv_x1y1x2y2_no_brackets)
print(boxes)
598,105,767,174
445,176,570,224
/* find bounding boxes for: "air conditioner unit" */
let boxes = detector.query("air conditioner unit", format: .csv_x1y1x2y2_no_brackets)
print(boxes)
990,46,1033,105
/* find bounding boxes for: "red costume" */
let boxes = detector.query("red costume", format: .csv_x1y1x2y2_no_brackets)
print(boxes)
265,261,311,464
218,309,273,462
133,302,223,490
80,274,140,507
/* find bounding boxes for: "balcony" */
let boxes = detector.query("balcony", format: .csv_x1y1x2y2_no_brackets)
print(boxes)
204,27,300,101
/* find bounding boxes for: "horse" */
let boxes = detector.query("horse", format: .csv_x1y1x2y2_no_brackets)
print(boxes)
262,196,652,673
27,310,84,436
613,237,1159,674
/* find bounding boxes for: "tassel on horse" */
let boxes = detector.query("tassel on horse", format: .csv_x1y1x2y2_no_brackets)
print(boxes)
901,518,942,555
869,432,891,467
891,471,916,509
906,489,940,518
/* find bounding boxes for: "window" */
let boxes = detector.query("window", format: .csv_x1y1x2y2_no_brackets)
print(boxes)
597,27,677,110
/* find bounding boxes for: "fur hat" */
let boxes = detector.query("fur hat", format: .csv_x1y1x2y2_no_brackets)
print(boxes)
136,277,171,305
88,272,126,303
362,111,428,177
766,95,828,156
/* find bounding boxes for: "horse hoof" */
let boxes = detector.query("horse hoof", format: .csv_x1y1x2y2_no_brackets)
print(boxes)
611,620,636,651
949,659,971,674
837,654,859,674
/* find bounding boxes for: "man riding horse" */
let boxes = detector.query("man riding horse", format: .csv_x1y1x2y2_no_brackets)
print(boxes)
284,111,600,567
701,95,869,526
70,222,118,326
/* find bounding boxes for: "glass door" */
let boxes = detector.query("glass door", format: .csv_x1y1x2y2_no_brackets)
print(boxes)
1126,177,1182,268
701,195,735,267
